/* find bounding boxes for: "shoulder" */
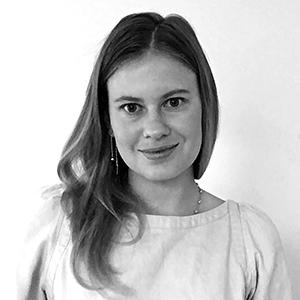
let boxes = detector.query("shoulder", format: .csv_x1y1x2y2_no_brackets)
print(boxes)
235,201,287,276
16,184,67,298
23,185,66,246
237,201,283,248
201,192,281,246
235,202,293,299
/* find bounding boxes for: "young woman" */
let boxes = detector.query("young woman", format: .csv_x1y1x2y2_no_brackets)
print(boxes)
17,12,293,299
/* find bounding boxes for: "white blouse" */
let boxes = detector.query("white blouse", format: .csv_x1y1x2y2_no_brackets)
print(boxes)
16,193,293,299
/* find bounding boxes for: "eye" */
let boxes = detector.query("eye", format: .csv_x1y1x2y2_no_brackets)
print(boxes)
164,97,186,109
120,103,142,114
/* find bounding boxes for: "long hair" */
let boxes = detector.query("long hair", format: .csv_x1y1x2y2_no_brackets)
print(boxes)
45,12,219,295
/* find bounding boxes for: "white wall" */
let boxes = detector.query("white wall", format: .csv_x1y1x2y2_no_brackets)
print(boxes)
1,0,299,298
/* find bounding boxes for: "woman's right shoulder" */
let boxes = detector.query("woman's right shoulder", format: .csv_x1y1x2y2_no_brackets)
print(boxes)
25,184,66,242
16,184,69,299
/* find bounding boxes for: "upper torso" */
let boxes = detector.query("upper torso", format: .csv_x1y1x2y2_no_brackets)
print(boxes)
17,196,293,300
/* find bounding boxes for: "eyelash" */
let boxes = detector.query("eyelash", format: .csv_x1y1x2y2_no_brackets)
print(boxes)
120,98,186,115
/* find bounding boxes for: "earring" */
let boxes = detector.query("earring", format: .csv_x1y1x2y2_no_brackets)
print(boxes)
110,135,115,162
110,135,119,175
114,139,119,176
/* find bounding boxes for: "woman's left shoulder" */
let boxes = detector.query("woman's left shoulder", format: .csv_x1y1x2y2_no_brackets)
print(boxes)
234,201,293,299
236,201,283,249
238,202,277,228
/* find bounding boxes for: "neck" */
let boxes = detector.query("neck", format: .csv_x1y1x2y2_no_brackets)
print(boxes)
129,169,200,216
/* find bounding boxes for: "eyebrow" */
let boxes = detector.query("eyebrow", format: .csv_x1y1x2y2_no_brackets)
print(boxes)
113,88,191,103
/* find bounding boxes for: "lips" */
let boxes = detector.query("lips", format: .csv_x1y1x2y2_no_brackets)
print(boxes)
138,143,179,153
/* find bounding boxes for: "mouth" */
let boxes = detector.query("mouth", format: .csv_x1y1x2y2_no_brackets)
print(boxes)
138,143,179,153
138,143,179,160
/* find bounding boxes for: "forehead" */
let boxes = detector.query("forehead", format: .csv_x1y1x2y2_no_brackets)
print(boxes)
107,53,198,99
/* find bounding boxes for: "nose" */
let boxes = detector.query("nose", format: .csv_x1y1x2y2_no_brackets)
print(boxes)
143,111,170,140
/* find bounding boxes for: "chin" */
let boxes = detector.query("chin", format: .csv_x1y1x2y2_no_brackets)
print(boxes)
135,166,184,182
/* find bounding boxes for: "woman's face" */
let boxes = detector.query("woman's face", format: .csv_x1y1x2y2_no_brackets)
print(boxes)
107,52,202,183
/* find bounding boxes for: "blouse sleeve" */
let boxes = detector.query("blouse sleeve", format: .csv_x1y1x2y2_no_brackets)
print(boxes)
16,188,65,300
239,202,293,300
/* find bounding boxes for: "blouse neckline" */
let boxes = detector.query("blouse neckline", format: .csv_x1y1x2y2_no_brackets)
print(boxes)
135,200,230,229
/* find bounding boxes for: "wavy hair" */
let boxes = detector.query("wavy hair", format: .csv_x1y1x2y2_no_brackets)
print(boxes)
45,12,219,295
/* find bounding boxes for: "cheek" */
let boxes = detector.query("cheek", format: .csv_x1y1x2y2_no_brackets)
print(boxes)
184,112,202,157
114,129,139,170
181,110,202,141
109,110,140,161
192,120,202,144
110,112,127,143
112,122,138,152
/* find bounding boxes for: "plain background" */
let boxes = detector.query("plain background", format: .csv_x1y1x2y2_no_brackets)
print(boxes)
1,0,299,298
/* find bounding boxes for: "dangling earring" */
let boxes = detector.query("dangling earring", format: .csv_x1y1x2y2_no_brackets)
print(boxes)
114,139,119,176
110,135,119,175
110,135,115,162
